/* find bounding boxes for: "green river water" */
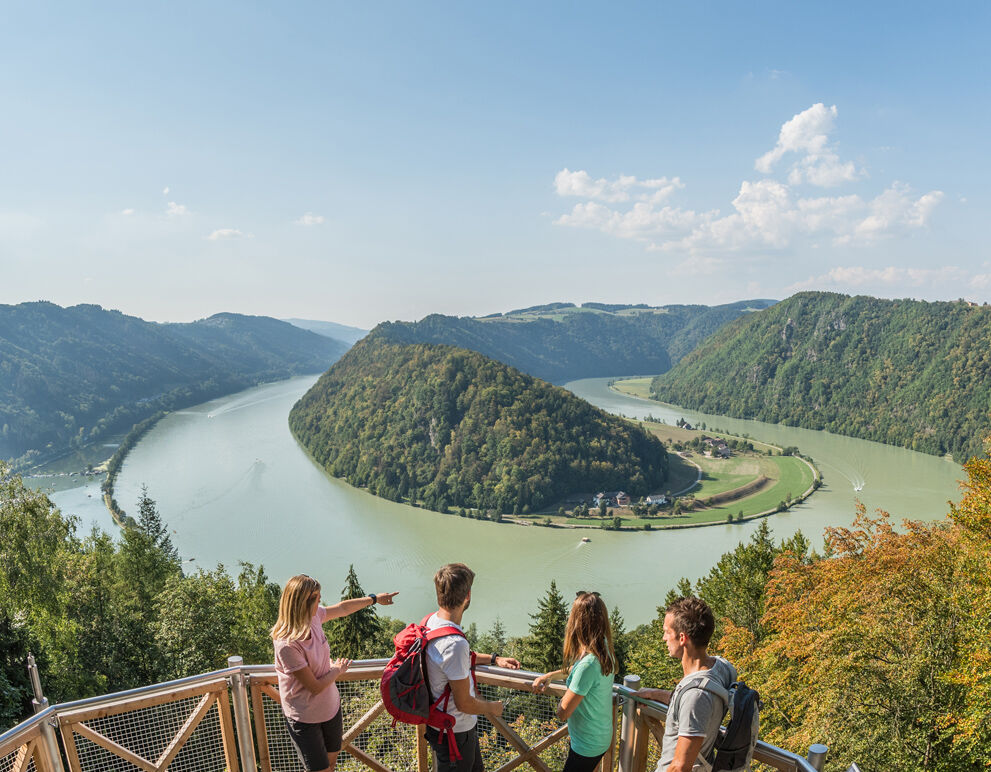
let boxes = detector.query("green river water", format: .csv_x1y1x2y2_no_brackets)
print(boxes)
48,375,963,635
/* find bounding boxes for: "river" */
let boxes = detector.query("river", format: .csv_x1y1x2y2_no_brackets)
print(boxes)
49,375,963,635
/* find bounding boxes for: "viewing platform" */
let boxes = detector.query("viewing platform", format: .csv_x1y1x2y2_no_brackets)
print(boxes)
2,657,835,772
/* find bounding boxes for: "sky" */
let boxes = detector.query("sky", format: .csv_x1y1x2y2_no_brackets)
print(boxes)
1,2,988,328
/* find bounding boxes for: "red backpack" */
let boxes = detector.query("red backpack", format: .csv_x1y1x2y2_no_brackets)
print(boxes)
380,615,477,760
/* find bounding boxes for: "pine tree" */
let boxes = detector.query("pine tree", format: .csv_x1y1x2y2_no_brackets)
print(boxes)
609,606,628,679
526,580,568,671
325,565,382,659
477,617,507,655
115,488,181,684
137,485,179,564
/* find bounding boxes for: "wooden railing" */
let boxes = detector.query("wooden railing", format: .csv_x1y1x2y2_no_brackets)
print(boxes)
0,660,827,772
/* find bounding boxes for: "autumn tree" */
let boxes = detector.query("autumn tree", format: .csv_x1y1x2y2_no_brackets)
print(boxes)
721,506,971,771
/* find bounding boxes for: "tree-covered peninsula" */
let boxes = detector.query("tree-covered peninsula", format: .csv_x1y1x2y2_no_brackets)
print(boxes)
369,299,775,384
0,302,348,466
289,339,669,514
652,291,991,462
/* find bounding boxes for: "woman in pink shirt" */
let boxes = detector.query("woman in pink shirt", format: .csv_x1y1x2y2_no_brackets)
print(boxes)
271,574,398,772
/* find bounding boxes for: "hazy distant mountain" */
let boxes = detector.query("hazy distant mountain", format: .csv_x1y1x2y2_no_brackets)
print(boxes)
0,302,347,465
283,318,368,345
367,300,776,384
289,337,668,514
652,291,991,462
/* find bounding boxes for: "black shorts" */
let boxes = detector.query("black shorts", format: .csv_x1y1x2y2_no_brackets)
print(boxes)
284,710,344,771
424,725,483,772
563,747,606,772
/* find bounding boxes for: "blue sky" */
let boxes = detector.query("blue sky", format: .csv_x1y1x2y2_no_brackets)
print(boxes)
1,2,987,327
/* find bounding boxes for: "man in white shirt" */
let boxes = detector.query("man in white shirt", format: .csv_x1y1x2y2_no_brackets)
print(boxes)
424,563,521,772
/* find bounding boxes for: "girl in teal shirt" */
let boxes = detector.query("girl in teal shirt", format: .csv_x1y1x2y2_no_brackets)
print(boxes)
534,592,617,772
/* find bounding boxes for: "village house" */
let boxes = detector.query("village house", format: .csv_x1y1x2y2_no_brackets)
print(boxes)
593,490,632,507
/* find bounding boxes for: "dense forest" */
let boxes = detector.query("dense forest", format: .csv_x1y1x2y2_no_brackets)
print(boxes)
0,302,348,466
652,292,991,462
289,338,668,514
6,454,991,770
369,299,775,384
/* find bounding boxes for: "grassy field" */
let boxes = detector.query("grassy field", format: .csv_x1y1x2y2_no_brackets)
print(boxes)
612,376,655,400
664,453,701,494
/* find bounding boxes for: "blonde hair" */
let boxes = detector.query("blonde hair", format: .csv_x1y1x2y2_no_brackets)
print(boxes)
563,592,616,676
271,574,320,641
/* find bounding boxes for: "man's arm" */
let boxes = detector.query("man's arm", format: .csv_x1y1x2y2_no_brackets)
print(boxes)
448,677,503,717
636,687,672,704
478,653,521,669
665,735,704,772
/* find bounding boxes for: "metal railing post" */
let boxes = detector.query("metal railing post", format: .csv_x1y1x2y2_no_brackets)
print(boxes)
807,743,828,771
227,656,258,772
618,673,641,772
27,653,65,772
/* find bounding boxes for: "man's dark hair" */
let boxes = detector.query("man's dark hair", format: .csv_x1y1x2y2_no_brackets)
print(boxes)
434,563,475,609
666,596,715,648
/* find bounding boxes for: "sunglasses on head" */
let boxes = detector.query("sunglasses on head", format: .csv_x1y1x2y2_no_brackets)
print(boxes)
576,590,601,598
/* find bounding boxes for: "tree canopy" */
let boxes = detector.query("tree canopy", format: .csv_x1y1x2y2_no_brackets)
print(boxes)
653,292,991,462
289,339,668,514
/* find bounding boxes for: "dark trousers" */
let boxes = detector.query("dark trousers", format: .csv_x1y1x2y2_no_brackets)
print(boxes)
424,726,484,772
563,747,606,772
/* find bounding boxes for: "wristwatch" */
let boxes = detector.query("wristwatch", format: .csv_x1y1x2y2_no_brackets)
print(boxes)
367,594,377,605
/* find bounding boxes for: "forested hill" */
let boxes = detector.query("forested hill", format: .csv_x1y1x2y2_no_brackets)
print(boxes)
368,300,776,384
0,302,348,465
289,338,668,514
652,291,991,462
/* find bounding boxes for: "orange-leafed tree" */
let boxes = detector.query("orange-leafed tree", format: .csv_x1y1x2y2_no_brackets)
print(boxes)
721,503,972,771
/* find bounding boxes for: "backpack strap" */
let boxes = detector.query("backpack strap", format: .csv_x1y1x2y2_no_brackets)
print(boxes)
422,621,479,701
425,625,466,642
671,673,730,721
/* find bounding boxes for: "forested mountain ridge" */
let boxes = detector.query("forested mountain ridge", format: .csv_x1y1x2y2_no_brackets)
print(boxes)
283,318,368,345
289,338,668,514
368,300,776,384
0,302,348,465
652,291,991,462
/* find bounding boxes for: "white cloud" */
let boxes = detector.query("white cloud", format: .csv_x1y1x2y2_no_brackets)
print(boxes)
162,186,170,195
295,213,326,226
554,168,683,203
166,201,189,217
756,103,836,172
121,208,135,216
787,265,966,293
553,104,942,255
850,183,944,242
207,228,247,240
755,103,861,187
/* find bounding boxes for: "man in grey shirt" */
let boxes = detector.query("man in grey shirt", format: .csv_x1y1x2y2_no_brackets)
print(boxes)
637,597,736,772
